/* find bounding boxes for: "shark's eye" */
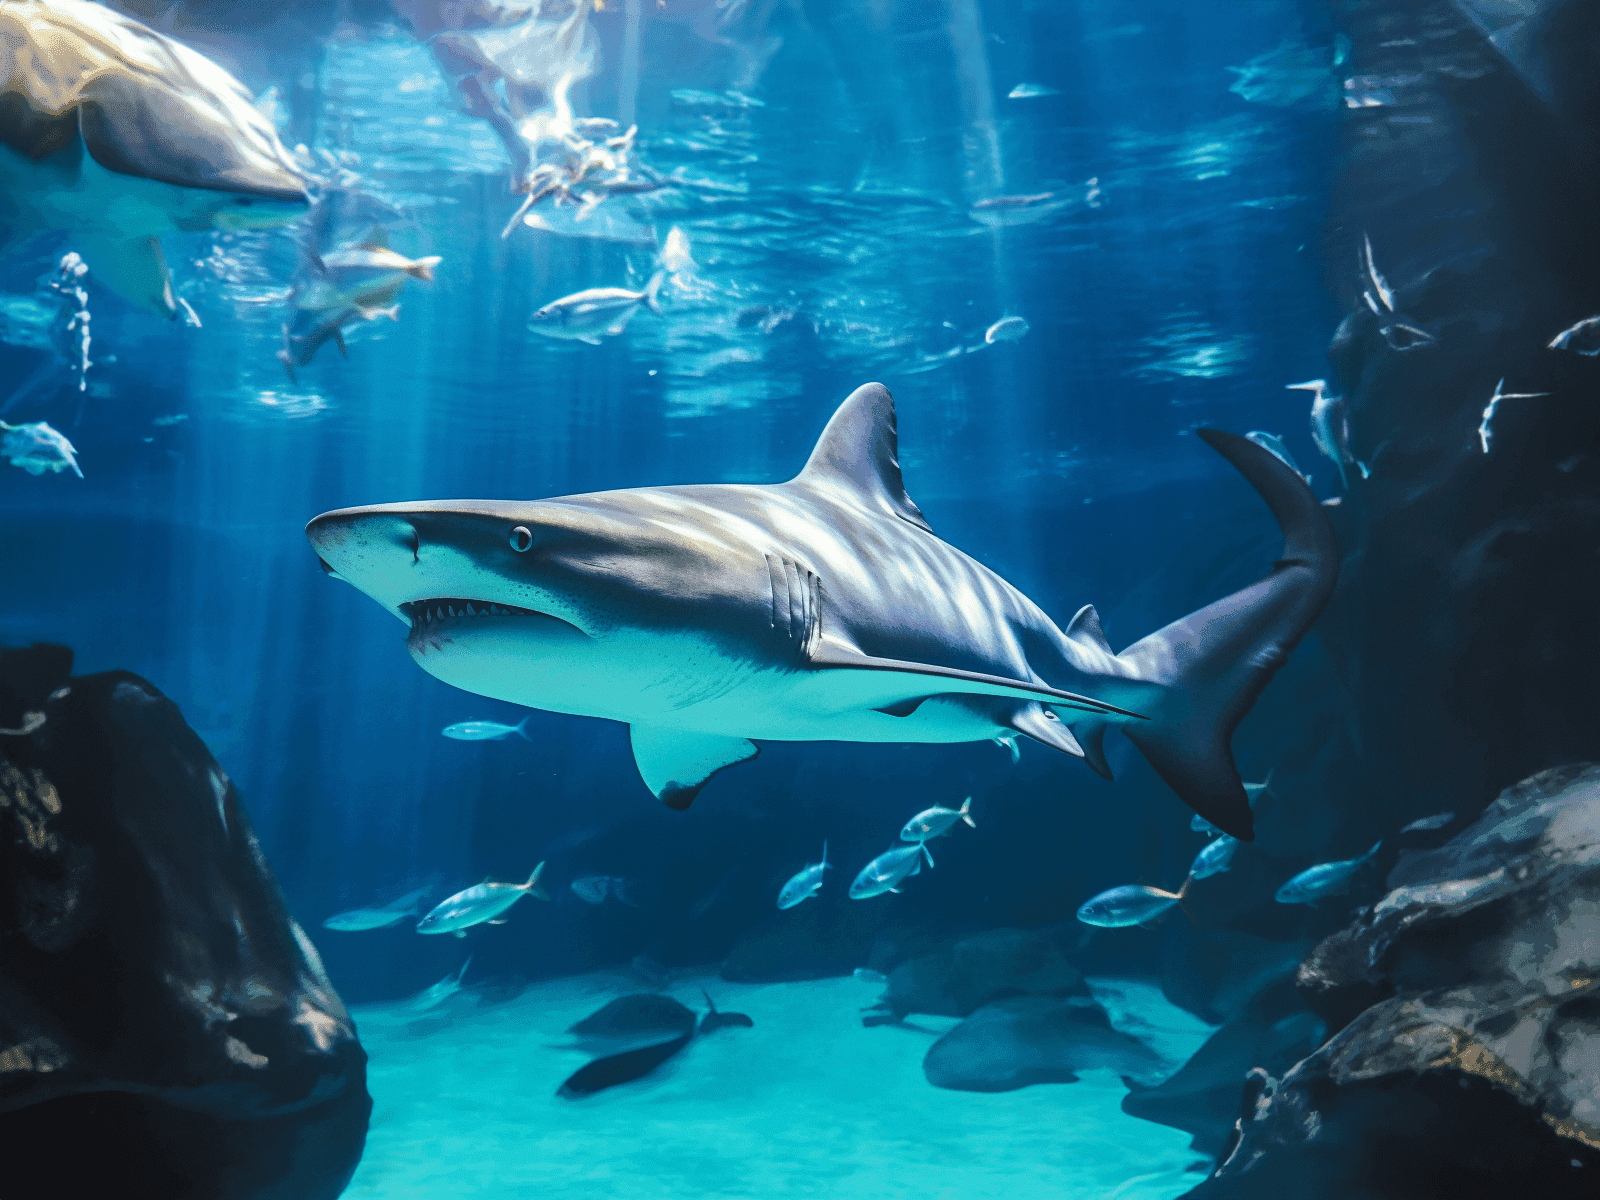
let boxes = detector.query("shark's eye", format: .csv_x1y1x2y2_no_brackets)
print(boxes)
509,526,534,552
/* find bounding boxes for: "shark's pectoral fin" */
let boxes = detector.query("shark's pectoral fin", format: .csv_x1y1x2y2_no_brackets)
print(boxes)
630,725,759,811
1007,701,1085,757
77,235,177,318
1071,720,1114,780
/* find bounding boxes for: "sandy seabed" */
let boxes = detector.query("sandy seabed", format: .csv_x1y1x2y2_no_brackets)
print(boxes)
346,972,1216,1200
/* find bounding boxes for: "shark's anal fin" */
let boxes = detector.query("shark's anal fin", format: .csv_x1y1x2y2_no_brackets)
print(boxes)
77,235,177,318
630,726,759,811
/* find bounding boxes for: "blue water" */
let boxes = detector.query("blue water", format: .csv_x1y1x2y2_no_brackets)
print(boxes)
2,1,1345,1194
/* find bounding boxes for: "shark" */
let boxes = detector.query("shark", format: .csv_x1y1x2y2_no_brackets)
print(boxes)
0,0,309,318
306,383,1338,840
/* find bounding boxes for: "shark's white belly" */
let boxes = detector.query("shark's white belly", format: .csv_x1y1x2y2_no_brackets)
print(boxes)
411,619,1016,745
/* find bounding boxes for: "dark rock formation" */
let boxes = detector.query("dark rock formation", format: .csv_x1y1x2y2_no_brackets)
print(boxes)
863,926,1091,1024
924,994,1164,1093
0,644,370,1200
1187,764,1600,1199
1123,978,1324,1158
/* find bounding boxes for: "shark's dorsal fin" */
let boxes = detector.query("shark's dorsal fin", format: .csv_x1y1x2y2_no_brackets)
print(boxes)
792,383,932,534
1064,604,1112,654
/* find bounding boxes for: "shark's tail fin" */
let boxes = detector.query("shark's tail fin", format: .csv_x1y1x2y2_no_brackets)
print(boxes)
1108,429,1338,842
642,269,666,316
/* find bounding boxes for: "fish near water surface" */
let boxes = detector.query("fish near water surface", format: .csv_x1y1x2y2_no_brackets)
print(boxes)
307,382,1337,842
417,863,549,935
0,0,309,317
776,841,830,909
528,270,665,344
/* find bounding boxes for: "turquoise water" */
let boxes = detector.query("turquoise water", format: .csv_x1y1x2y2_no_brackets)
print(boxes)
2,0,1349,1194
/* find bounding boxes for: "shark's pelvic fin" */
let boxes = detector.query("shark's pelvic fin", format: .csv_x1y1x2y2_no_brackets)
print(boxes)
630,725,759,811
1115,429,1339,841
1006,700,1085,758
791,382,933,533
77,234,177,318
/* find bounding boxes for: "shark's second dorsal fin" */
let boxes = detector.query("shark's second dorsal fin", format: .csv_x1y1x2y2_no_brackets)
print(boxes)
1064,604,1113,654
792,383,932,533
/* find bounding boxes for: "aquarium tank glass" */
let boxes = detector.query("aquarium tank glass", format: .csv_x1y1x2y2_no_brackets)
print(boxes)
5,1,1600,1197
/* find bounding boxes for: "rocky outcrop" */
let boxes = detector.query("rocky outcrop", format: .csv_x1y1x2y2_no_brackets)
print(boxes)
1188,764,1600,1199
0,644,370,1200
924,994,1164,1093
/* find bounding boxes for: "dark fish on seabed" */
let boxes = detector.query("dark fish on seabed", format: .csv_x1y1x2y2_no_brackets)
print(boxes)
417,863,549,935
556,991,751,1098
1274,841,1381,906
409,957,472,1011
323,885,431,931
1077,878,1191,928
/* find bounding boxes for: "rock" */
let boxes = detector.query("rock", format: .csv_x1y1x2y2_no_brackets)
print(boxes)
0,645,370,1200
1191,764,1600,1198
870,927,1090,1022
924,994,1164,1092
1122,978,1324,1158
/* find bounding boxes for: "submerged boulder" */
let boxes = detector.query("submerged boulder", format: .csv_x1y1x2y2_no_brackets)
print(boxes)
0,644,370,1200
924,994,1164,1092
1190,764,1600,1199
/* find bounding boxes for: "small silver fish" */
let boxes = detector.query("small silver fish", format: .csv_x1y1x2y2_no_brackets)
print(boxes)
442,717,531,741
659,226,696,275
853,967,887,985
529,271,665,344
1274,842,1381,906
848,843,931,900
1290,380,1367,490
1189,834,1239,880
1008,82,1060,99
1244,433,1311,484
323,885,431,932
298,241,440,314
1,421,82,478
900,797,975,843
777,841,831,909
570,875,638,906
1076,879,1190,928
984,316,1030,344
409,957,472,1011
417,864,549,935
1400,812,1455,834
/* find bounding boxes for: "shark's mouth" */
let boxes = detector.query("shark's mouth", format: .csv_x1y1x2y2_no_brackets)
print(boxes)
401,597,544,649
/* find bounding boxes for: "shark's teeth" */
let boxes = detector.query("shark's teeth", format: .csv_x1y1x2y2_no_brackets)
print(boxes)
401,598,543,634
